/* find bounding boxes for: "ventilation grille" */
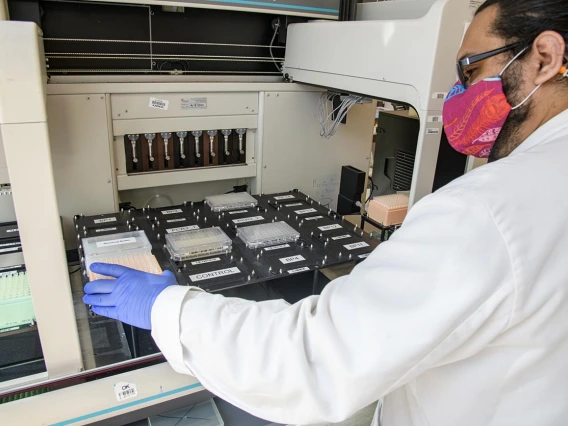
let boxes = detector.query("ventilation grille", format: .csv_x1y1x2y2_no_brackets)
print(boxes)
392,149,416,191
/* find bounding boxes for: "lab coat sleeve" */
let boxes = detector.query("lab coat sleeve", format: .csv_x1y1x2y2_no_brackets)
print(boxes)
151,187,516,424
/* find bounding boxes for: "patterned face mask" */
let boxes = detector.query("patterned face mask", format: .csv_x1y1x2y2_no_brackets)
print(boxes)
442,47,540,158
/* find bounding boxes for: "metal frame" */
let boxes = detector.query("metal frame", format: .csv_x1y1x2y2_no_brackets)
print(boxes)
283,0,471,207
0,22,83,383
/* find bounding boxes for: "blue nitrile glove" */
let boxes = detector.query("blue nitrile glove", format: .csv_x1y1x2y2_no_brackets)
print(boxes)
83,263,178,330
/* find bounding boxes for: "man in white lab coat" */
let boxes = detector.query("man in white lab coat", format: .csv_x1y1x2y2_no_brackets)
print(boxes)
84,1,568,425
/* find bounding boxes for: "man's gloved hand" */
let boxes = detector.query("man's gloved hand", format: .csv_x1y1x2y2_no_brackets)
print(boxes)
83,263,178,330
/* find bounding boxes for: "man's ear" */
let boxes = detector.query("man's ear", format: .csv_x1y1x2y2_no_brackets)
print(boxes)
531,31,566,86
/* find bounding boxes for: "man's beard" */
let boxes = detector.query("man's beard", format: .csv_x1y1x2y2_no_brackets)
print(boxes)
488,64,532,162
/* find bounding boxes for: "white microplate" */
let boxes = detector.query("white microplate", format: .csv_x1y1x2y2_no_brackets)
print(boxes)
238,221,300,249
82,230,152,270
166,227,232,261
205,192,258,212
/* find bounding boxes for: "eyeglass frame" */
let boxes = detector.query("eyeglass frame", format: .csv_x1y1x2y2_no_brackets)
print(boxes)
457,42,523,88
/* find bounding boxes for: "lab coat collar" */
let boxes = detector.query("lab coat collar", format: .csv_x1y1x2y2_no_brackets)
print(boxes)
511,107,568,155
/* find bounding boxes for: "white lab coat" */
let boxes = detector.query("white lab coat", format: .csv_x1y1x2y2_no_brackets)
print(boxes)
152,109,568,426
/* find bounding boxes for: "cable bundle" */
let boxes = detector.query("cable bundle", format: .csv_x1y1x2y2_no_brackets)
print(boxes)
317,92,363,138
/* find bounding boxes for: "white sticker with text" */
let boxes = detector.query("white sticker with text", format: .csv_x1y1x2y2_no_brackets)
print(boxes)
264,244,290,251
304,216,324,221
274,195,295,200
95,227,117,233
166,218,187,223
189,267,240,282
181,97,207,110
359,253,371,259
288,267,310,274
344,242,370,251
96,237,136,248
294,208,317,215
233,216,263,224
191,257,221,266
149,97,169,110
94,217,117,224
228,210,249,215
161,209,183,215
332,234,351,241
166,225,200,234
114,382,138,402
319,224,342,232
280,255,305,265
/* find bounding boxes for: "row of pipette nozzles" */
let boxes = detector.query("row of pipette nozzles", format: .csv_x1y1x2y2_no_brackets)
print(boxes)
127,128,247,165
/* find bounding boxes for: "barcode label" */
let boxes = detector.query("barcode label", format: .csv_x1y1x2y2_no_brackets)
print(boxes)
432,92,447,100
274,195,295,200
114,382,138,402
319,224,342,231
149,97,169,110
427,116,442,123
294,208,317,215
166,225,200,234
344,242,370,250
161,209,183,215
94,217,117,224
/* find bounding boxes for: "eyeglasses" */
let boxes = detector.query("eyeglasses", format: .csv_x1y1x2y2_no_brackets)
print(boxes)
457,42,522,88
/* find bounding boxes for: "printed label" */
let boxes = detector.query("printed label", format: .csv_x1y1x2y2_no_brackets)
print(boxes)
228,210,249,215
0,242,21,248
274,195,295,200
264,244,291,251
432,92,447,100
288,267,310,274
95,227,117,233
344,241,370,251
280,255,305,265
359,253,371,259
233,216,263,224
427,115,442,123
191,257,221,266
304,216,324,221
319,224,342,232
294,208,317,215
427,128,441,135
332,234,351,241
96,237,136,248
149,97,169,110
161,209,183,215
181,97,207,110
5,229,18,233
114,382,138,402
285,203,304,207
166,225,200,234
94,217,117,224
189,267,240,282
166,218,187,223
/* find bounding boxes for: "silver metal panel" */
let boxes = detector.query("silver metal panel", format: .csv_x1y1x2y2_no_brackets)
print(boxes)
261,91,375,210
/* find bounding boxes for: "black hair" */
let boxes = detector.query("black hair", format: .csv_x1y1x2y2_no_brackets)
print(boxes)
476,0,568,59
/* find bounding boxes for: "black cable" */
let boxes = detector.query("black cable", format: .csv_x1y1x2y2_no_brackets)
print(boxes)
69,267,81,275
365,176,379,205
